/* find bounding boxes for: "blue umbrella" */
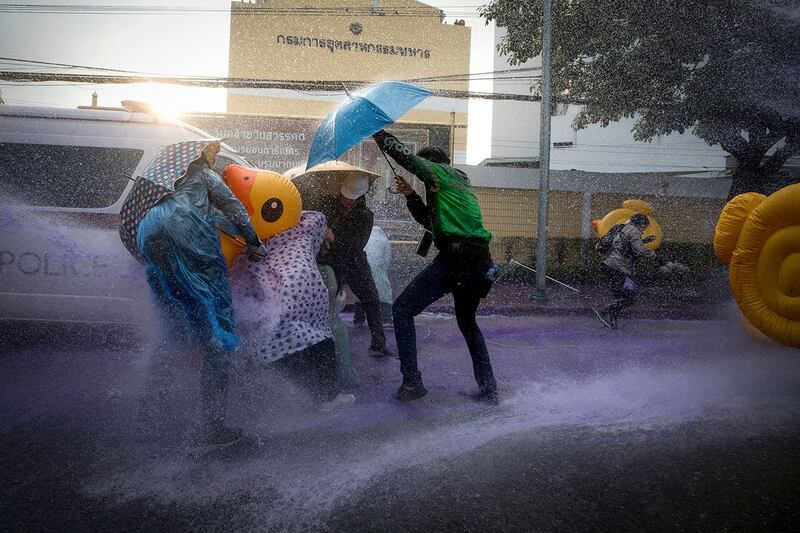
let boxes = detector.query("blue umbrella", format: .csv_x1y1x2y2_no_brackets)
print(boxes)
306,81,432,169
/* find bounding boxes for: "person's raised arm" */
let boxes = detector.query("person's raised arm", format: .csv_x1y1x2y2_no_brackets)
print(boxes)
395,180,432,231
203,168,261,248
373,130,437,186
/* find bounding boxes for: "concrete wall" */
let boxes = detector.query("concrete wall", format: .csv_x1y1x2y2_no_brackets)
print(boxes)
460,164,732,250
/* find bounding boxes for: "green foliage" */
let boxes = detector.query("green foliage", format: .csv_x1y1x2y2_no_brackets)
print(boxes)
480,0,800,194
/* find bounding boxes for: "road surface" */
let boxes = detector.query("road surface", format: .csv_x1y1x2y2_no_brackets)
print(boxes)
1,312,799,531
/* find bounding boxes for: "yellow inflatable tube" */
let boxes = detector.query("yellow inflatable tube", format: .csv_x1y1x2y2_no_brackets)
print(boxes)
218,164,303,267
591,200,663,250
713,192,767,263
715,183,800,348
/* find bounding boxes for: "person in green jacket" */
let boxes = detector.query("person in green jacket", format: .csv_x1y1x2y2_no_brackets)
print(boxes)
373,130,498,404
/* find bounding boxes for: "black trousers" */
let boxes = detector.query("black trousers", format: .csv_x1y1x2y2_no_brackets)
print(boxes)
200,348,230,433
277,339,339,403
144,269,234,435
392,251,496,393
334,253,386,349
599,264,637,320
354,301,393,325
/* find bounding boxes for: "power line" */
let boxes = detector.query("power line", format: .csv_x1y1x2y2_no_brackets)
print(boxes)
0,4,484,17
0,55,160,75
0,56,551,101
0,71,551,102
0,56,542,84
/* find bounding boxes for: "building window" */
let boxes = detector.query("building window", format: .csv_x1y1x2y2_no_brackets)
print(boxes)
213,155,245,176
0,143,142,208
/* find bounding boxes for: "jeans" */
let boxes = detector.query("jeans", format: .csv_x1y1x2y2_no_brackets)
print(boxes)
599,264,637,320
392,252,496,393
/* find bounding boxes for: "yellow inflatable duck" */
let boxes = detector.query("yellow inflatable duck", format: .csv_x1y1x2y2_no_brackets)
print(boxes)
714,183,800,348
218,164,303,267
591,199,663,250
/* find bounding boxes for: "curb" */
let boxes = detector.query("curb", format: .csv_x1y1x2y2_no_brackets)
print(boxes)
426,304,716,321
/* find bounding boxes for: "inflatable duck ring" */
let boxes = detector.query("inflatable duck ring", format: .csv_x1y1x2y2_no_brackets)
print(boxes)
714,183,800,348
591,199,663,250
219,164,303,266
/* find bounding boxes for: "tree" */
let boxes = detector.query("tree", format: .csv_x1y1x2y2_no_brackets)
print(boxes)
480,0,800,196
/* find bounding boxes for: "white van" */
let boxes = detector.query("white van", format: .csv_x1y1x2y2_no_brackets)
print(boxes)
0,104,252,326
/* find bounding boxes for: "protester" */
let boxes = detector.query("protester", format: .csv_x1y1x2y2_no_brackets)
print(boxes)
353,226,394,326
373,130,498,404
594,213,657,329
319,263,361,390
136,141,267,451
317,175,395,357
231,211,356,408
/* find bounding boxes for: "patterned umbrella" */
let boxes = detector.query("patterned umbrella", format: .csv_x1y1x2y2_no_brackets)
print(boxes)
119,139,220,262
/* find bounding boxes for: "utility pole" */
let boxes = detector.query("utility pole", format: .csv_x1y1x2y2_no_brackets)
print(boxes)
532,0,553,303
449,111,456,162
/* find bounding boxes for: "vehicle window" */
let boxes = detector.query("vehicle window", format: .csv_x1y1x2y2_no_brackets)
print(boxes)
0,143,143,208
213,154,248,175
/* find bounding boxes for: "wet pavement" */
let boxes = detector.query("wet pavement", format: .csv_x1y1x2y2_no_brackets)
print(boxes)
1,311,799,532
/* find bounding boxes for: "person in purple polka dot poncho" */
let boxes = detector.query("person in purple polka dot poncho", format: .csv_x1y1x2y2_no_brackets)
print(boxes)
231,211,350,404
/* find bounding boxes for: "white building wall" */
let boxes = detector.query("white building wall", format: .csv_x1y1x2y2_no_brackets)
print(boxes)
489,28,541,159
550,110,727,173
479,26,728,174
465,18,496,165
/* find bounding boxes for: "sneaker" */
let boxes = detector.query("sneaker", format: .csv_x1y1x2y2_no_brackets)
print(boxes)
319,393,356,411
593,308,612,329
608,316,619,330
392,382,428,401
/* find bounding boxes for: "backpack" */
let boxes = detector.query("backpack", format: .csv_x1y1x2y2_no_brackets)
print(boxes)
596,223,633,258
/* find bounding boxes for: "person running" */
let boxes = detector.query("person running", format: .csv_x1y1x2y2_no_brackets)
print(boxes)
373,130,498,404
136,141,267,451
594,213,656,329
317,175,394,357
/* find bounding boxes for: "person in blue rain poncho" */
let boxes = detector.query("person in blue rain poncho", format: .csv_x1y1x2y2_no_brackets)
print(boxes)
137,141,267,450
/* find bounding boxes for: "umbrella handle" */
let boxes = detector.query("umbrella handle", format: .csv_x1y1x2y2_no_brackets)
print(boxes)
377,145,404,194
378,145,397,173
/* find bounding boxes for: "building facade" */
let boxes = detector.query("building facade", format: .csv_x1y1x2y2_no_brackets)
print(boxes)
226,0,471,165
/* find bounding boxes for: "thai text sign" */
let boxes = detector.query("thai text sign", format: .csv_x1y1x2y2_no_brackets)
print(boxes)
276,35,431,59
